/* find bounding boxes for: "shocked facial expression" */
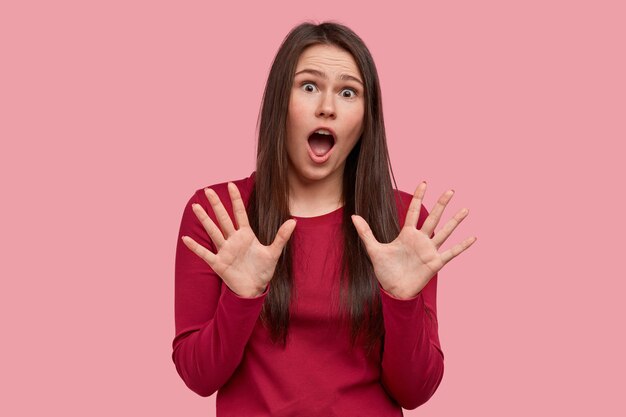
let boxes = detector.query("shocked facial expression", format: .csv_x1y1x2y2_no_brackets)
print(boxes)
285,43,365,187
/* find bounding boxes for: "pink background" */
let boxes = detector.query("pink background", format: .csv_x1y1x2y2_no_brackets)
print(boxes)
2,0,624,415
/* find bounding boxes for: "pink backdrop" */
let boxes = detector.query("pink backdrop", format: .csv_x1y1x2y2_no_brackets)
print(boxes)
2,0,624,415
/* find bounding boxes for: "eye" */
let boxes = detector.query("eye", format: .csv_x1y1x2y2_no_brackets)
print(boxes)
301,82,317,93
341,88,358,99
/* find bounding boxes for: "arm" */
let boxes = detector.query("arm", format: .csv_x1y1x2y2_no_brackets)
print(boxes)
352,185,472,410
171,190,269,397
379,202,445,409
379,274,444,410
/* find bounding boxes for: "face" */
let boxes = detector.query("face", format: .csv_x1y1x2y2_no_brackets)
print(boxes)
285,43,365,190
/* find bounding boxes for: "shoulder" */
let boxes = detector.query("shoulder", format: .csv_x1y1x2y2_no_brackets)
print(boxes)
189,171,256,212
393,187,430,230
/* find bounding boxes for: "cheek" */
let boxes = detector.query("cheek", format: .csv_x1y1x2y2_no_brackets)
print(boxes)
287,99,301,132
286,97,303,152
345,106,365,136
288,95,308,123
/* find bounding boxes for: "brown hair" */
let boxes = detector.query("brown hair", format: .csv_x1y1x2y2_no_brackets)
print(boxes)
247,21,404,353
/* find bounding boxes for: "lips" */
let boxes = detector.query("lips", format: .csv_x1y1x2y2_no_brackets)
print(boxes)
306,127,336,164
307,126,337,143
307,127,336,155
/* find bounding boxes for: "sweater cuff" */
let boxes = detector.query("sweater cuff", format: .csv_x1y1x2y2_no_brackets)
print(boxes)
378,283,421,300
227,282,270,299
379,283,427,321
220,283,270,315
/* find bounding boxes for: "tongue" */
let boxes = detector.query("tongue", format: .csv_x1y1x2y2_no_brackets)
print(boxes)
308,133,334,156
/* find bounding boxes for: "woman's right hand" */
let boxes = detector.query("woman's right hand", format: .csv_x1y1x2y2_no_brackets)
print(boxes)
181,182,297,298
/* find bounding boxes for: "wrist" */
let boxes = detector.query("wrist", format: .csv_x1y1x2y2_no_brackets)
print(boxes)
379,283,422,300
228,282,268,299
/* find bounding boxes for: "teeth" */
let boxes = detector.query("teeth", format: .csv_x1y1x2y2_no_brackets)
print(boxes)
314,129,332,136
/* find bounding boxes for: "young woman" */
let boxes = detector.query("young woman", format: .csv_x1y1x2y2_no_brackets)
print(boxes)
172,21,476,416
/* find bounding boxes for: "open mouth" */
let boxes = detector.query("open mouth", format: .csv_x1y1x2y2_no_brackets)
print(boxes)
307,129,336,157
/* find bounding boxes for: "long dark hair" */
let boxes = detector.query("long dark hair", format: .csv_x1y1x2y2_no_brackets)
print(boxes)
247,21,404,353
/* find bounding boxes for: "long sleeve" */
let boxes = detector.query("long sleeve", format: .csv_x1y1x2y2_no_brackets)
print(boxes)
171,189,269,397
378,201,445,410
379,276,444,409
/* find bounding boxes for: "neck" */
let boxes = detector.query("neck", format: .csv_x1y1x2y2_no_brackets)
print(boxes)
287,168,344,217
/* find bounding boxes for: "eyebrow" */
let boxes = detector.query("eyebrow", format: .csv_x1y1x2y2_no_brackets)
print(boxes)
294,68,363,86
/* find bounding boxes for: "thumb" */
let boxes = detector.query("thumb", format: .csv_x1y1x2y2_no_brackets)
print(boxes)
351,214,378,253
269,218,297,257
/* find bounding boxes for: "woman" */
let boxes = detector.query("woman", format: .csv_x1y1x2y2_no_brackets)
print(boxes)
172,21,476,416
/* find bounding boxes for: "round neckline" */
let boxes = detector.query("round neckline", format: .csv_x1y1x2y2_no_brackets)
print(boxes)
289,205,344,227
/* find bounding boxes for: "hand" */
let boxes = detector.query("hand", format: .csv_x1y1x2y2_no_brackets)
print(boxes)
351,181,476,299
182,182,297,298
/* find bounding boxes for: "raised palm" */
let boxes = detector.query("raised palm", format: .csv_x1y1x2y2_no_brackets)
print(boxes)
182,182,297,298
351,181,476,299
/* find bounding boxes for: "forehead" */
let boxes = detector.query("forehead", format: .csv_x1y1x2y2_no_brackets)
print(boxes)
295,44,360,76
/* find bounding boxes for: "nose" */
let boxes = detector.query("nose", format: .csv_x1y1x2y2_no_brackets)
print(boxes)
316,92,336,119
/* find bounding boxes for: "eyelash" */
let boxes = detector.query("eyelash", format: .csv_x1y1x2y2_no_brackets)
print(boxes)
300,81,358,98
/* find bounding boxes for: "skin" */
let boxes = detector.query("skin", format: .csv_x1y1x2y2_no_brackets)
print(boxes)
181,45,477,299
182,183,296,298
351,183,477,299
285,43,365,217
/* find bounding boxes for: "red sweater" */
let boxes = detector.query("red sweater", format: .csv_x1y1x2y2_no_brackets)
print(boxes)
172,172,444,416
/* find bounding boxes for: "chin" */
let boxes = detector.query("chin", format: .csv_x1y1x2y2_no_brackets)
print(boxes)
297,164,333,182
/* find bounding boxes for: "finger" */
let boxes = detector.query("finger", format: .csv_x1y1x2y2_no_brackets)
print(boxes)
420,189,455,237
269,219,297,257
432,207,470,249
204,187,236,238
192,203,226,249
181,235,218,266
228,182,250,229
441,236,477,265
404,181,427,230
351,214,380,253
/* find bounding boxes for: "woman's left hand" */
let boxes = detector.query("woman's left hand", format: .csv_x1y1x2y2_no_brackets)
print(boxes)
351,182,477,299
